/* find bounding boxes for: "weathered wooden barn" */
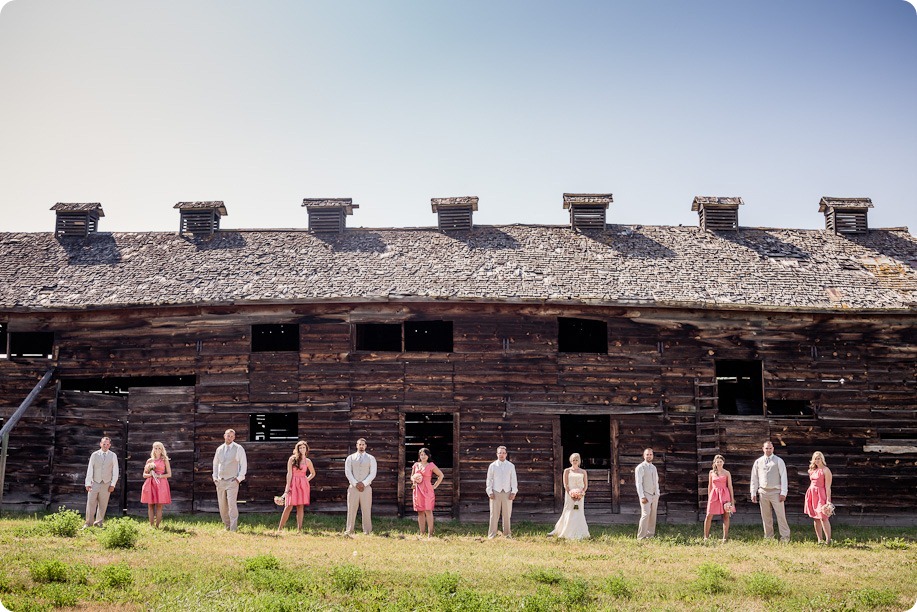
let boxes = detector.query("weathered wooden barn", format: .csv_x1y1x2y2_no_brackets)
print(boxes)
1,195,915,524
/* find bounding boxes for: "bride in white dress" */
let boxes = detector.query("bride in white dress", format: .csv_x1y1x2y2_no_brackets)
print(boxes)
548,453,590,539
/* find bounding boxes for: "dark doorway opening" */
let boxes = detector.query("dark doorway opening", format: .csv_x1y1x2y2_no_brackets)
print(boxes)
355,323,402,351
715,360,763,415
251,324,300,352
558,317,608,354
560,414,611,468
249,413,298,442
404,321,453,352
0,322,7,358
404,412,454,468
7,331,54,359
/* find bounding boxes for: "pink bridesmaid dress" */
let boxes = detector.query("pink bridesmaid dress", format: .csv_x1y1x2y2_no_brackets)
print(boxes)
285,463,311,506
140,458,172,504
412,462,436,512
804,468,828,519
706,472,731,515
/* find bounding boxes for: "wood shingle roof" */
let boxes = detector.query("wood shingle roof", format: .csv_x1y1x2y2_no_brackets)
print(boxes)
1,225,915,311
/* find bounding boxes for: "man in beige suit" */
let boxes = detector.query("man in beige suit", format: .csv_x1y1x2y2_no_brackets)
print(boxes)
635,448,660,540
212,429,247,531
344,438,376,535
486,446,518,539
84,436,119,528
750,440,791,542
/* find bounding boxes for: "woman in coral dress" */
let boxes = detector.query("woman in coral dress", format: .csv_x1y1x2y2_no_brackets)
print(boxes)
703,454,736,542
140,441,172,528
277,440,316,532
548,453,590,540
804,451,834,544
411,448,444,537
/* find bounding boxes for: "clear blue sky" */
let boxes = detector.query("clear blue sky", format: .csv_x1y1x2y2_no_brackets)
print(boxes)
1,1,915,232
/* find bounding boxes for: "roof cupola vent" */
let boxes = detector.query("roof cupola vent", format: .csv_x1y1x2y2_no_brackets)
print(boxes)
174,201,227,236
819,197,872,234
52,203,104,237
692,196,743,231
431,196,477,232
563,193,612,231
302,198,358,233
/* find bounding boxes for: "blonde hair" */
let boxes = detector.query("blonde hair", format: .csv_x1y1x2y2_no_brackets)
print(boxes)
809,451,827,471
710,454,725,473
569,453,582,465
292,440,309,469
149,441,169,461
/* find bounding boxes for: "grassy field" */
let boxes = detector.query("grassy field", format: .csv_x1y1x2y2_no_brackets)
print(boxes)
0,511,915,611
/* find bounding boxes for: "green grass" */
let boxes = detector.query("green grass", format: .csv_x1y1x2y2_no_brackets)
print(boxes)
0,512,914,611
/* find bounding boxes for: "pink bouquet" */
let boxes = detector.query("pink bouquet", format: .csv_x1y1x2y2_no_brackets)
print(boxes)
145,461,157,474
273,494,286,507
569,488,584,501
411,472,423,485
723,502,736,515
816,502,835,517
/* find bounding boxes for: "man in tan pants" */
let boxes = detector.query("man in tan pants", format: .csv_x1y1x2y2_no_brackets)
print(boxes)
84,436,119,528
635,448,660,540
750,441,791,542
486,446,518,539
344,438,376,535
212,429,247,531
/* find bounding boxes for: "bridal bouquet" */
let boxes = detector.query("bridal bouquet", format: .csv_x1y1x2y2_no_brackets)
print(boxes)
569,488,584,510
723,502,736,515
817,502,835,517
273,494,286,507
145,461,157,475
411,472,423,484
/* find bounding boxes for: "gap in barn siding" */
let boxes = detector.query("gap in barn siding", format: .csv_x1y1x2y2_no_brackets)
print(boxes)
251,324,300,352
715,359,764,415
249,413,298,442
557,317,608,353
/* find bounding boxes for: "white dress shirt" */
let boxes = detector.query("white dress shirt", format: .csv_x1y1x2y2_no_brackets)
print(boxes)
344,451,377,487
486,459,518,495
750,454,788,496
212,442,248,482
635,461,659,499
84,450,119,488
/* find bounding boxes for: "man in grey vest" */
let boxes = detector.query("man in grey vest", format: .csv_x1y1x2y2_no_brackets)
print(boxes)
750,440,791,542
635,447,660,540
84,436,119,528
344,438,377,535
212,429,247,531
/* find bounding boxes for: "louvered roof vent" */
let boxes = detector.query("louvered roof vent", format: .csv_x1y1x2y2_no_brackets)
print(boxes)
563,193,612,231
51,203,105,237
819,197,872,235
174,201,228,236
431,196,477,232
692,196,743,231
302,198,358,233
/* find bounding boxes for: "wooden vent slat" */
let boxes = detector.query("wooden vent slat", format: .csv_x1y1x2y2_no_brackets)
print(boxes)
308,208,345,233
180,210,220,235
437,208,473,232
569,204,607,231
55,212,100,237
701,208,739,231
832,211,868,234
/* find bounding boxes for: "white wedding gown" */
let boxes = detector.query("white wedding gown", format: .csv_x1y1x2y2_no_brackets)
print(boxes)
548,471,590,539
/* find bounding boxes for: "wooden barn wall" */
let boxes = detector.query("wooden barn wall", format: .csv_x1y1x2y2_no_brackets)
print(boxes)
1,304,914,524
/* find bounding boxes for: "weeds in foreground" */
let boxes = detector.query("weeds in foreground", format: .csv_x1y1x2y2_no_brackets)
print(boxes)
99,563,133,589
29,559,69,584
694,562,730,594
605,572,634,599
99,517,139,549
41,506,83,537
744,571,785,598
329,563,363,592
525,567,565,584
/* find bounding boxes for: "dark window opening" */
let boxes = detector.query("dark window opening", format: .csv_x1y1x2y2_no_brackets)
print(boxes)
355,323,402,351
766,399,814,417
61,376,196,395
558,317,608,354
8,332,54,359
0,323,7,358
404,321,453,352
250,413,298,442
879,431,917,441
404,412,454,468
560,415,611,469
252,324,300,352
716,360,763,416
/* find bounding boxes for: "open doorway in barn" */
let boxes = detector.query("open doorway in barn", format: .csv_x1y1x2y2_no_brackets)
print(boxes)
559,415,617,518
400,411,458,518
